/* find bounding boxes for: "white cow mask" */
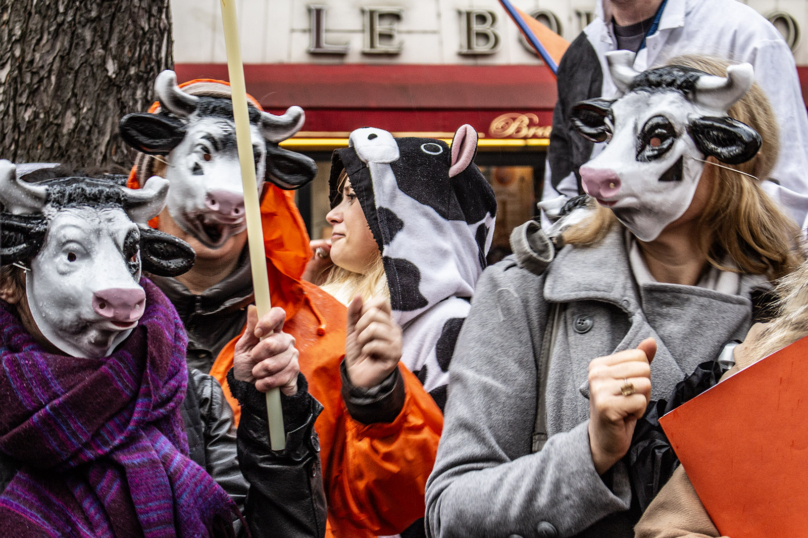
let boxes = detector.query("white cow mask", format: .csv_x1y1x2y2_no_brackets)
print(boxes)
119,71,318,249
571,52,762,241
0,161,196,359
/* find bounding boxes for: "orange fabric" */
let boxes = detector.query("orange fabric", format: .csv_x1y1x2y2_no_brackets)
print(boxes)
660,335,808,538
511,4,570,67
210,281,443,537
130,77,443,536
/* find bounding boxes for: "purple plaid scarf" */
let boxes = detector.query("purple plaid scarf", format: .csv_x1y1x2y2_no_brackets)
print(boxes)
0,278,239,538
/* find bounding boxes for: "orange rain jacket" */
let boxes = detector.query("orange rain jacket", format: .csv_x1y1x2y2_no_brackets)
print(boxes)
128,79,443,537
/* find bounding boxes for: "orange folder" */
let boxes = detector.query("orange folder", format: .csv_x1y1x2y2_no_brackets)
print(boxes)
660,335,808,538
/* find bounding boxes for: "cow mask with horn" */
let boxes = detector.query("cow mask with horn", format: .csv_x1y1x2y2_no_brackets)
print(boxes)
571,51,762,241
0,160,195,359
119,71,318,249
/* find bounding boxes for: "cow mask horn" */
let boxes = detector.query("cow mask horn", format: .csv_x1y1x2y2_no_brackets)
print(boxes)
155,70,306,143
608,51,754,112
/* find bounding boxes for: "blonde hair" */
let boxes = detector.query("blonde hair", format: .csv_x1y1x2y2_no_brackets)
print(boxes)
321,250,390,306
745,260,808,361
562,54,802,281
320,169,391,305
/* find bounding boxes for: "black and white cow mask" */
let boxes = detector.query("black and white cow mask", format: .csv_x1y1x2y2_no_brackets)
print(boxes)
0,160,195,359
119,71,318,249
571,51,762,241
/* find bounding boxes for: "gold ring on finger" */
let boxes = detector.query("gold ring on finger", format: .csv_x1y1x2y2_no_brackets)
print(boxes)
621,378,636,397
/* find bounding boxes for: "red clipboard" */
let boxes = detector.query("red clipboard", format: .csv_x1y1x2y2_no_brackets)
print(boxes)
660,335,808,538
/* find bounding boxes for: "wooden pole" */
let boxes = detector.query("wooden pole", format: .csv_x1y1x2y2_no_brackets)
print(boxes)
219,0,285,450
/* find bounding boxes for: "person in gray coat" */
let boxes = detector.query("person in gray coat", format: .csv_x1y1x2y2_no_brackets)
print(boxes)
425,55,803,538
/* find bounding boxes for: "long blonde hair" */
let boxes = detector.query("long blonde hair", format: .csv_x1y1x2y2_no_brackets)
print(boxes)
562,54,802,281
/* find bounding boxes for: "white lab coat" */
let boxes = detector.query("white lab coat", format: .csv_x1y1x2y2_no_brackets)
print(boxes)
543,0,808,230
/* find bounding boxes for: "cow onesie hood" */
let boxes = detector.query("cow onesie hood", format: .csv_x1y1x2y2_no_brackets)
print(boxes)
330,126,496,407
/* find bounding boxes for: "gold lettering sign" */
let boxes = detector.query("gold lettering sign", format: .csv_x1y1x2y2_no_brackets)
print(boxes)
489,113,552,139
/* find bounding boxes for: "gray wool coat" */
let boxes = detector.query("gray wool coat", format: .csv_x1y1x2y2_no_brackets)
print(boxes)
425,223,768,538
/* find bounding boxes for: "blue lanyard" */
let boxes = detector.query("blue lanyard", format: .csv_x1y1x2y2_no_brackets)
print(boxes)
638,0,669,52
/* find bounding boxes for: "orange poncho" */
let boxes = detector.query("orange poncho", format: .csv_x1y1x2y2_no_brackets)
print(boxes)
128,79,443,537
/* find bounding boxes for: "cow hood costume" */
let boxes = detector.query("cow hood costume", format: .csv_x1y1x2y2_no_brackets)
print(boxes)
330,125,497,407
122,78,444,538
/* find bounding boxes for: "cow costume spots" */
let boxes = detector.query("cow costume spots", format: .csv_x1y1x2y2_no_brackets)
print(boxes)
330,125,496,403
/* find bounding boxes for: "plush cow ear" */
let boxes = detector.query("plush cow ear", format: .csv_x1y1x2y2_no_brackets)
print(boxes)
571,99,615,143
265,144,318,190
0,213,49,265
138,226,196,277
119,113,186,155
687,116,762,165
449,124,478,178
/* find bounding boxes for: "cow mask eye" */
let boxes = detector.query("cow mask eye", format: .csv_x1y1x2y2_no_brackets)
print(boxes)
203,153,212,162
638,115,677,162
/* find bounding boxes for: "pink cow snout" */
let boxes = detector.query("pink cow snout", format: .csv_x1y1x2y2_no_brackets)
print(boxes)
580,167,622,200
205,190,245,220
92,288,146,324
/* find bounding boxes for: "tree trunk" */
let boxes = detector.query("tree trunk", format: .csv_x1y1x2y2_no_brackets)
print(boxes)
0,0,173,170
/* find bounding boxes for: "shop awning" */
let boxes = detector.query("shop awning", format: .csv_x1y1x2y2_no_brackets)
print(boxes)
175,63,557,149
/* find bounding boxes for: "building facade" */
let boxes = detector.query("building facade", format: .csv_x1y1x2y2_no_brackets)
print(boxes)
171,0,808,253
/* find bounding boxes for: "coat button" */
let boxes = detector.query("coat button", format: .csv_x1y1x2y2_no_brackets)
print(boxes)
573,315,593,334
536,522,557,537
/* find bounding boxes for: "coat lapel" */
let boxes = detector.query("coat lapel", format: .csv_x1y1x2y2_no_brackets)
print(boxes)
544,226,766,400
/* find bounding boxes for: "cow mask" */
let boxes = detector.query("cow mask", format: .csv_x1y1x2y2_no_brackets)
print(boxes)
119,71,318,249
0,161,195,359
571,51,762,241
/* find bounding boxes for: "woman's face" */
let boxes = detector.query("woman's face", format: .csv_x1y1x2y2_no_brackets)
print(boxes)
326,178,380,274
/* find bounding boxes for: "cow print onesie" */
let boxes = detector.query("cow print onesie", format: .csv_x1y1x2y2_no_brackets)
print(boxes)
330,127,496,409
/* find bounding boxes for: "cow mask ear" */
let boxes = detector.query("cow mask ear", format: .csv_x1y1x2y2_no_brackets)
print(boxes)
0,213,48,265
265,144,318,190
687,116,762,165
138,227,196,277
119,113,186,156
571,98,615,143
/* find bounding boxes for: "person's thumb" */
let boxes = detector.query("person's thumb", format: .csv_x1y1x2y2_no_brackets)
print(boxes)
243,305,259,343
347,295,363,335
637,337,657,365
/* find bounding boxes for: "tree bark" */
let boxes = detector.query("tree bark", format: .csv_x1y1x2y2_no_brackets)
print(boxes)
0,0,173,170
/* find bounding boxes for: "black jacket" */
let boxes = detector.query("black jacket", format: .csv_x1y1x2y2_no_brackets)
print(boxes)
547,32,603,195
185,368,327,538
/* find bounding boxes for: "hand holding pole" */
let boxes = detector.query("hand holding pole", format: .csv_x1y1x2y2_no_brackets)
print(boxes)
219,0,285,450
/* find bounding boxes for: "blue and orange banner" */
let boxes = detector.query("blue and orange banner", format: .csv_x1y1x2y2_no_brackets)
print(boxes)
498,0,569,76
